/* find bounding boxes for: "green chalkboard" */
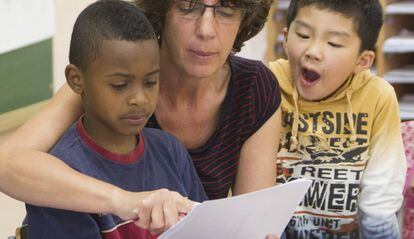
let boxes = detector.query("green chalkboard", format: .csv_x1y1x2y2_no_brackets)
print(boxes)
0,39,53,114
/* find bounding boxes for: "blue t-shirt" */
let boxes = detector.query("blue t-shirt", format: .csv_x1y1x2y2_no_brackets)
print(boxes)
26,120,207,239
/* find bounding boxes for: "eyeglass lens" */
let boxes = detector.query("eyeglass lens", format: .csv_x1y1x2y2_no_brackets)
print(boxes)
175,0,245,23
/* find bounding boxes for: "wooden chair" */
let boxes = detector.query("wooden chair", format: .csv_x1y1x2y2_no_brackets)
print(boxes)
11,225,28,239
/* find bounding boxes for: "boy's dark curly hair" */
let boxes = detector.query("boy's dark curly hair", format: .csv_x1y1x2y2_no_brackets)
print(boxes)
69,0,156,71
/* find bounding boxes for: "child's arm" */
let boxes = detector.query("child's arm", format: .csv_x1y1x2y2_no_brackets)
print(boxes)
0,84,96,208
0,84,193,232
358,86,406,238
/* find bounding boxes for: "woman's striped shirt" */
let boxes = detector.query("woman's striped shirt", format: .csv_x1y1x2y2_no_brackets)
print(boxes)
147,55,281,199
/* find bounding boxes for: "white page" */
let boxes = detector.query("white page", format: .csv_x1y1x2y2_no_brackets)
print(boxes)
159,179,312,239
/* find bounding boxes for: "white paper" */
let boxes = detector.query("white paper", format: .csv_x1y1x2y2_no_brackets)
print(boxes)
159,179,312,239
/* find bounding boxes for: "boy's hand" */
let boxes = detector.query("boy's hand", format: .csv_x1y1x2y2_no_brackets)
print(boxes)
111,188,194,234
135,189,194,234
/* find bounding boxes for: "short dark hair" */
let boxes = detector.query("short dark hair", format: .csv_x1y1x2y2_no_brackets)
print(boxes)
286,0,383,51
69,0,156,71
134,0,273,52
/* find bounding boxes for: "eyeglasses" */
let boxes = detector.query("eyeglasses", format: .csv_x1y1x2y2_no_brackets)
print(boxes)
173,0,245,24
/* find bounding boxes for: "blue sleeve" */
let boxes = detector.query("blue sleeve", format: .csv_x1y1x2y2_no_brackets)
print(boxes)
26,204,102,239
174,141,208,202
359,211,400,238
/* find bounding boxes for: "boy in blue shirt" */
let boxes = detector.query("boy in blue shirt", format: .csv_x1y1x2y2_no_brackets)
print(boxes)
25,1,207,238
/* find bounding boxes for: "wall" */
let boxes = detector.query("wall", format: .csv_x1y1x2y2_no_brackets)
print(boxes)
0,0,54,115
53,0,95,91
0,131,25,238
237,28,267,62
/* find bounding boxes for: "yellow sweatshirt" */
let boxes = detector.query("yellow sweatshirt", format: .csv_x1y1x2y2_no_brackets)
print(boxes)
269,59,406,238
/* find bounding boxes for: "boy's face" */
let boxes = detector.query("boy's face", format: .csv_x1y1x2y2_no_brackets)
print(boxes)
78,39,159,137
284,6,373,101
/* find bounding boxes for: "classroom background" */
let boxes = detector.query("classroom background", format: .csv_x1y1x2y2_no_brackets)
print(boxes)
1,0,413,238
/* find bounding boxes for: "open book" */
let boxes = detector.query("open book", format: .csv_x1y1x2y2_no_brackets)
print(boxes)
159,178,312,239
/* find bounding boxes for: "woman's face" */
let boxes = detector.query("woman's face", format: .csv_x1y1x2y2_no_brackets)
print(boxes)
161,0,243,78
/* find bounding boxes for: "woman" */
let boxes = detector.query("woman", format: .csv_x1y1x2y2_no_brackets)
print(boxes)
0,0,281,234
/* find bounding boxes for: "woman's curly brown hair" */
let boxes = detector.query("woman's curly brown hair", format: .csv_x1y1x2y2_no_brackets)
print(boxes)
133,0,273,52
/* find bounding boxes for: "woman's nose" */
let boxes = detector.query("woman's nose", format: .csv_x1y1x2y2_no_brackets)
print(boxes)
195,8,217,40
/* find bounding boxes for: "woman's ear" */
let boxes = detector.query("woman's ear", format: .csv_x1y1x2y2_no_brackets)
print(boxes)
353,50,375,74
65,64,84,94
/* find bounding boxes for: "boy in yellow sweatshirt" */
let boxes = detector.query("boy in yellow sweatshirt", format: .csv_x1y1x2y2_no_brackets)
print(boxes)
269,0,406,238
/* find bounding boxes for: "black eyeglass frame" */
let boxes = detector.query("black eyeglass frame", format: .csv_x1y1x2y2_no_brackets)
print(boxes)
173,0,246,23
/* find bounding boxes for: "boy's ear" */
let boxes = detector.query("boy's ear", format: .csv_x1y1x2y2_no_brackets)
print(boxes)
65,64,84,94
353,50,375,74
282,27,289,54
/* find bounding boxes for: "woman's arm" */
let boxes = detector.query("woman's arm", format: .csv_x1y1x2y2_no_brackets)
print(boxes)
0,84,193,232
0,85,127,214
0,84,90,206
232,108,281,195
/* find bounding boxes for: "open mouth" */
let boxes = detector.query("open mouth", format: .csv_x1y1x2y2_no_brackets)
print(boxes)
302,68,320,83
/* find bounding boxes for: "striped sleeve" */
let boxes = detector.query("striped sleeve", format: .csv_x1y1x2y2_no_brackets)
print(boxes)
231,56,281,137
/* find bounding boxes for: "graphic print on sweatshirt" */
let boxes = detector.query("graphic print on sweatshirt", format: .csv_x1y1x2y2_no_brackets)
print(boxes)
277,108,370,238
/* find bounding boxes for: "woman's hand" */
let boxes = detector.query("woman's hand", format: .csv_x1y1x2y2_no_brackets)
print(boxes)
113,188,194,235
